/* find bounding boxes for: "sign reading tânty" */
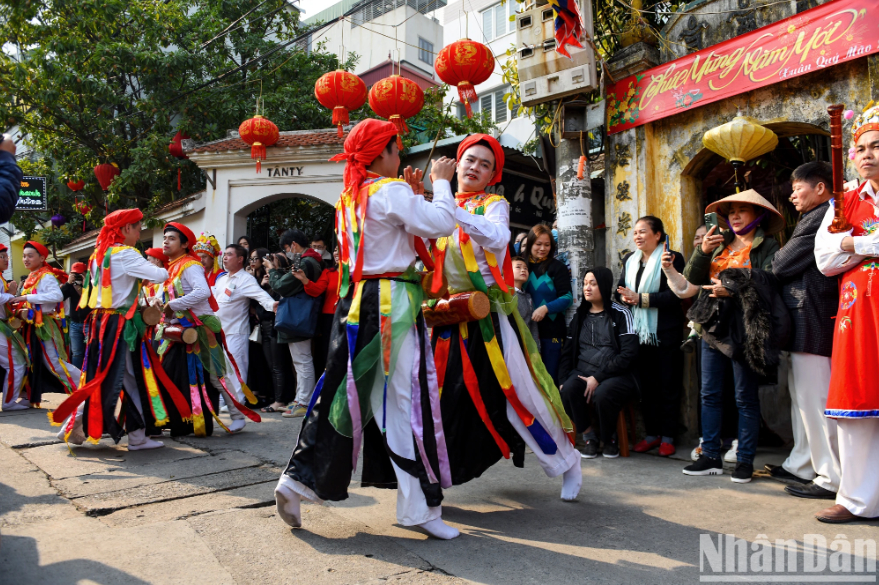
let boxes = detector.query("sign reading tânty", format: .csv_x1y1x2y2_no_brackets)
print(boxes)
16,176,47,211
606,0,877,134
262,166,305,178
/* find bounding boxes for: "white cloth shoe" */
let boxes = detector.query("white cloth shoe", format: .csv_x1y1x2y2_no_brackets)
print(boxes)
228,418,246,433
128,438,164,451
275,475,303,528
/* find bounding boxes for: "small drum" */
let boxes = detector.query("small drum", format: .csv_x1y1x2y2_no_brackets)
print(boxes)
7,316,21,330
140,304,162,327
423,291,490,329
421,270,448,300
162,324,198,344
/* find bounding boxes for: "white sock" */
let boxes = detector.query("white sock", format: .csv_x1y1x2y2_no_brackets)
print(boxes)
228,418,246,433
417,517,460,540
274,475,302,528
560,460,582,501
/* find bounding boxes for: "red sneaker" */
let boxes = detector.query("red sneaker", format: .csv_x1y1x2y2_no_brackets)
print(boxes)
658,442,676,457
633,438,661,453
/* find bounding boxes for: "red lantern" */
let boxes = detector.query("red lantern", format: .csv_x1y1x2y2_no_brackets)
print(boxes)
67,179,85,192
94,163,120,192
434,39,495,118
315,71,367,137
74,200,92,215
368,75,424,149
238,115,279,173
169,130,189,190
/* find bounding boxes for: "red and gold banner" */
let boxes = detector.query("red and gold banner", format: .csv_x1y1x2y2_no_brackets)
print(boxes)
607,0,876,134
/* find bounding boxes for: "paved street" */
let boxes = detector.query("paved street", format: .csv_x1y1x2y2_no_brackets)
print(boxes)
1,394,876,585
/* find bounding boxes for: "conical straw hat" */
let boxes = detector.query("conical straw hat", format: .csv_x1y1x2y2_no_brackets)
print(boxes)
705,189,785,235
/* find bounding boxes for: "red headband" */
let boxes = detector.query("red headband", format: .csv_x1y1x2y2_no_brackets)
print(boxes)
457,133,504,186
25,240,50,259
164,222,196,250
329,119,399,193
145,247,169,268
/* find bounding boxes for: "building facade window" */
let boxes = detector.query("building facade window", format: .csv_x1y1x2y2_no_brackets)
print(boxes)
459,86,512,123
481,2,516,43
418,37,434,64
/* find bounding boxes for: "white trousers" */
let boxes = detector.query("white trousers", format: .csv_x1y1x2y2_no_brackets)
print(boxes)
835,418,879,517
42,341,82,391
225,333,250,383
367,325,439,526
210,350,245,422
289,340,315,406
782,352,840,491
499,315,581,477
0,333,27,407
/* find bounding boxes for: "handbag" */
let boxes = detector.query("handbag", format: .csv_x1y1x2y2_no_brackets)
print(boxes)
275,291,321,338
249,324,262,344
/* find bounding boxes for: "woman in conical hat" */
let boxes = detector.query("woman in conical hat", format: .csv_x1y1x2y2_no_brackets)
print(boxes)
655,188,784,483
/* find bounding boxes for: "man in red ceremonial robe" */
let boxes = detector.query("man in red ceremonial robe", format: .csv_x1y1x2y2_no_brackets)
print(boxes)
814,101,879,523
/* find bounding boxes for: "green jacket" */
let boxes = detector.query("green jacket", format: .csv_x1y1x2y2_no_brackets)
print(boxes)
269,255,322,343
683,226,779,287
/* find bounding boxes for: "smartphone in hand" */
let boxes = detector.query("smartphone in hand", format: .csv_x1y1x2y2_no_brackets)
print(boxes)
664,234,670,253
704,212,719,232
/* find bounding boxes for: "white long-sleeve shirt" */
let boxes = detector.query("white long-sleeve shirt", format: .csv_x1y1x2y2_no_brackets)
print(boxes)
446,199,511,292
212,269,276,335
0,284,13,321
25,271,63,314
167,263,214,317
338,178,456,275
815,181,879,276
94,246,169,309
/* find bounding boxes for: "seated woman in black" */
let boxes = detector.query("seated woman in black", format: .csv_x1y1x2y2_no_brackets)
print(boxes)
558,267,639,458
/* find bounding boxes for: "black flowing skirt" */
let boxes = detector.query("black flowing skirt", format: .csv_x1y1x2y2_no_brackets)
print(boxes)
24,321,70,405
433,312,526,485
159,338,222,437
283,279,444,507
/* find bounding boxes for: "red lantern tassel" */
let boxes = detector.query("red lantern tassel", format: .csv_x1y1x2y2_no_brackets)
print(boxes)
457,82,477,118
577,156,586,180
333,106,349,137
177,168,181,191
251,142,266,174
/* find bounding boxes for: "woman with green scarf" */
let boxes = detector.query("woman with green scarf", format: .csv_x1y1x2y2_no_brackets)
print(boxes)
616,216,686,457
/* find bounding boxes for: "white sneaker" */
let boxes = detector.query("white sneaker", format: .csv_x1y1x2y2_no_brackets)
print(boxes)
723,439,739,463
228,418,246,433
129,438,164,451
690,437,703,461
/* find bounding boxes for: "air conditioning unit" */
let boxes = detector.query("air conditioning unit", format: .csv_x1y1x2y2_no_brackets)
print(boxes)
516,0,598,107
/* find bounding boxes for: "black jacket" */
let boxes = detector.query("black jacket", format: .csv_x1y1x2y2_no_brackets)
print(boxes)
771,201,838,357
0,150,21,224
558,267,640,389
616,250,686,347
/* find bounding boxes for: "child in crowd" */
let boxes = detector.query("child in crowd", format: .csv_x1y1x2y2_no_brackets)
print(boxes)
511,257,540,349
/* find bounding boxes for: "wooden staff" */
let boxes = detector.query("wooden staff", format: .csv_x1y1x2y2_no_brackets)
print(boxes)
827,104,852,233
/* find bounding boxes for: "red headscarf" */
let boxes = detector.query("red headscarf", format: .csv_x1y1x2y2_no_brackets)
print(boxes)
145,247,169,268
25,240,50,259
93,209,144,268
457,134,505,186
164,222,198,259
329,119,399,194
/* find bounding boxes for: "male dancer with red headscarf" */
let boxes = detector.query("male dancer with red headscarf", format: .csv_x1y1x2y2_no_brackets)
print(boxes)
0,243,28,411
274,119,460,539
814,101,879,523
48,209,183,449
155,222,260,436
10,241,80,408
430,135,582,500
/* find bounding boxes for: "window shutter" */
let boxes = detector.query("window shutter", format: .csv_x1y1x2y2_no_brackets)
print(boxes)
495,5,505,40
483,10,493,42
481,94,493,117
495,91,507,122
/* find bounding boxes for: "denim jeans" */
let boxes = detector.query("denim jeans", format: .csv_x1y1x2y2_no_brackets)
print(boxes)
68,321,86,370
700,340,760,465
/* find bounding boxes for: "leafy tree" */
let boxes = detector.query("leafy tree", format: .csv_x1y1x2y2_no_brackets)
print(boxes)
0,0,353,246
